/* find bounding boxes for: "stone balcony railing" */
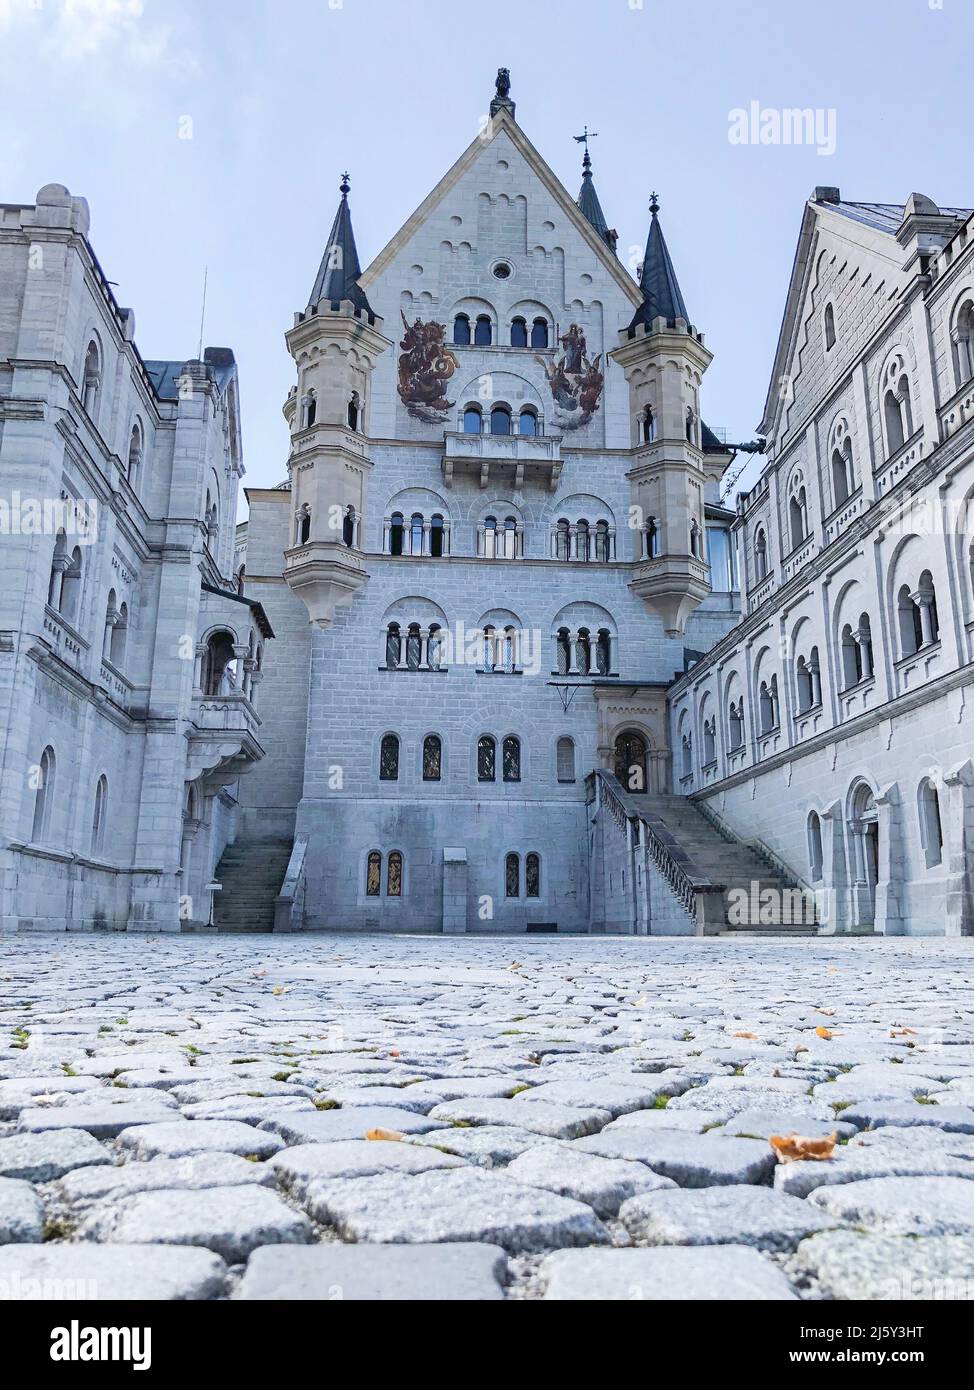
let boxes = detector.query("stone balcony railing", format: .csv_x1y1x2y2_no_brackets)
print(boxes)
874,429,924,498
187,691,264,785
823,486,866,546
442,430,564,491
782,534,817,584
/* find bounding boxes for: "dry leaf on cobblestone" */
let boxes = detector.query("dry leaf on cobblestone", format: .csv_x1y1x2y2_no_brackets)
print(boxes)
891,1027,918,1036
365,1128,404,1142
816,1007,836,1016
815,1026,833,1039
770,1131,837,1163
734,1031,758,1039
271,985,287,996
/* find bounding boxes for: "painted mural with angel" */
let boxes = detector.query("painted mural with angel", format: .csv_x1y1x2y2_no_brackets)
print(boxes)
536,323,604,431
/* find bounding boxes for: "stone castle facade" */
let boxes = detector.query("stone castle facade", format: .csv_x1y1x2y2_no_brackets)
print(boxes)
2,76,972,936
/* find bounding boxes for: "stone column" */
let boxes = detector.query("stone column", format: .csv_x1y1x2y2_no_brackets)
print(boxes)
419,628,429,669
567,630,579,675
856,628,873,680
914,592,935,647
382,517,391,553
569,524,578,560
422,521,431,556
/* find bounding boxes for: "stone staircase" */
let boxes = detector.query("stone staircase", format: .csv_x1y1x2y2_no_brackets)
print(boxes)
631,793,820,935
212,836,293,933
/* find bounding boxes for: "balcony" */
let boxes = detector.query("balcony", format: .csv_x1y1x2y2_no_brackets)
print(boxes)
187,691,264,785
442,430,563,491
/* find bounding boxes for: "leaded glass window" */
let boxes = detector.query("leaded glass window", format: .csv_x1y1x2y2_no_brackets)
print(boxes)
423,734,441,781
478,735,495,782
366,851,381,896
510,317,527,348
503,735,520,782
596,629,611,675
505,852,519,898
385,623,401,669
380,733,399,781
387,850,402,896
525,852,540,898
406,624,422,670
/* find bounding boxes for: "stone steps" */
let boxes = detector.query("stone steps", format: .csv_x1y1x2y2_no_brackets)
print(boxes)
212,837,293,933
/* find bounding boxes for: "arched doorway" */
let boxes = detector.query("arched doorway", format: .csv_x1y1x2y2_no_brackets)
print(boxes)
848,783,879,927
614,731,648,794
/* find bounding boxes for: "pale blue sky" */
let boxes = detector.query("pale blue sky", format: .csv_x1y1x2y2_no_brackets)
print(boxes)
1,0,968,503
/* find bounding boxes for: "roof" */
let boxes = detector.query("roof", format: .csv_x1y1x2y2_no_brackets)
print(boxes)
144,347,236,401
307,174,375,319
831,200,970,235
200,581,275,640
575,151,616,252
628,197,690,331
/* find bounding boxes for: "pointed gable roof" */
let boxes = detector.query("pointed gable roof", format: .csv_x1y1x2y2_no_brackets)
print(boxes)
576,150,617,253
628,194,689,332
358,106,642,310
307,173,375,319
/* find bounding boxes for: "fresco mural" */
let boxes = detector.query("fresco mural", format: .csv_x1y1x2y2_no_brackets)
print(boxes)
397,313,460,422
536,323,604,431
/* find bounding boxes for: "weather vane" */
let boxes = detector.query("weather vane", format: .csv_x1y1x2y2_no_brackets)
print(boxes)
573,125,598,152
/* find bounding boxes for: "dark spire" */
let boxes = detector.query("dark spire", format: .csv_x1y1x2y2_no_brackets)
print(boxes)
307,173,375,319
628,192,690,331
574,137,618,253
489,67,515,119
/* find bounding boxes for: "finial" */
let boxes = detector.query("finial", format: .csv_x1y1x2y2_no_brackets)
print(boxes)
340,172,350,198
490,67,515,118
649,190,660,215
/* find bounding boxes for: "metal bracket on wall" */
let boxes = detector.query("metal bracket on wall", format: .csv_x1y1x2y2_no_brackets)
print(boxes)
547,681,585,712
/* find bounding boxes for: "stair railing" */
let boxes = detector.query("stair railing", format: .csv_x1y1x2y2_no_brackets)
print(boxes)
274,835,307,933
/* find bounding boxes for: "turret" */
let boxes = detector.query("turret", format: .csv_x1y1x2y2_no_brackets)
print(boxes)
610,194,712,636
283,174,392,627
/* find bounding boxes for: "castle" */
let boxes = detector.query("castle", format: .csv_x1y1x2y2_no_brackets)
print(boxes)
2,72,972,937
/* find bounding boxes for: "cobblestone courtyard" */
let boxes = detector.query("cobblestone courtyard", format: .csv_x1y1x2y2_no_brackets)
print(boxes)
2,932,974,1301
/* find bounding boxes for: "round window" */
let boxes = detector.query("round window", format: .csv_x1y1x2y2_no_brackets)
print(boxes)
492,262,512,279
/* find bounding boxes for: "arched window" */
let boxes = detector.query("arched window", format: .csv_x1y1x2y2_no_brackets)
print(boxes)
755,527,768,580
91,774,108,854
502,516,517,559
831,439,854,506
510,317,527,348
410,512,423,555
614,731,647,793
555,519,570,561
463,405,483,434
127,423,143,490
594,520,610,563
60,545,83,625
482,625,496,672
576,519,590,562
689,520,701,559
918,778,944,869
405,623,422,671
501,626,516,672
681,732,693,778
430,514,445,558
953,298,974,386
366,850,382,896
453,314,471,345
202,630,236,696
379,733,400,781
525,852,540,897
342,508,356,547
299,509,311,545
474,315,492,346
389,512,404,555
556,627,571,674
82,339,101,415
728,698,745,751
640,405,656,443
824,303,836,351
423,734,442,782
841,623,862,689
31,746,55,843
518,407,537,436
796,656,812,713
478,735,496,782
645,516,659,559
575,627,591,675
490,405,511,435
110,600,128,668
505,852,520,898
596,628,611,675
502,735,521,782
428,624,443,670
789,487,808,549
530,318,549,349
882,357,913,456
759,676,779,733
387,850,403,896
304,390,317,428
703,717,716,765
556,736,576,783
919,569,939,646
858,613,873,680
807,811,824,882
385,622,401,668
347,392,360,431
483,516,498,559
898,583,922,657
